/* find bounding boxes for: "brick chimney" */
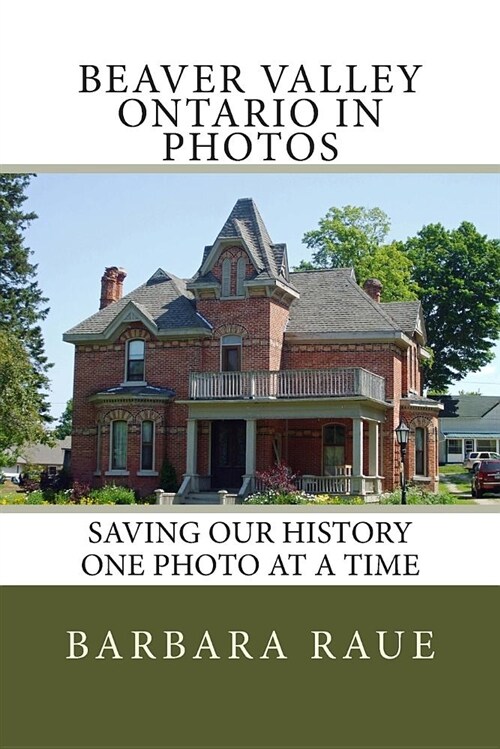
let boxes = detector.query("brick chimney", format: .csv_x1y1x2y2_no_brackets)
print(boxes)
99,266,127,309
363,278,383,303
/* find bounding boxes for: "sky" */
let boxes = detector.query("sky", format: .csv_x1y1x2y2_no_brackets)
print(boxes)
22,172,500,421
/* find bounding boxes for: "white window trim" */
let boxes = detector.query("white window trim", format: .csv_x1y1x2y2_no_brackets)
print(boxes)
123,339,146,385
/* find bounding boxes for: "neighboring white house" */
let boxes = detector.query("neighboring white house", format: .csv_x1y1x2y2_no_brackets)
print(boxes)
2,437,72,479
432,396,500,464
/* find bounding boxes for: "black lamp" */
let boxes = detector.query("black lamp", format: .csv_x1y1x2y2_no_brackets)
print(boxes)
395,420,410,505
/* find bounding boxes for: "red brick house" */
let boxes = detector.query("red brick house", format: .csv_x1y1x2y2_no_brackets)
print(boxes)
64,198,441,501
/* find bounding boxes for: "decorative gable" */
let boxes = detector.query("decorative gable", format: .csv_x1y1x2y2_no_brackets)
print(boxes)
187,198,299,306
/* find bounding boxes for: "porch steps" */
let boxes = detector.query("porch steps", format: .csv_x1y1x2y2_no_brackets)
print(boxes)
181,492,224,505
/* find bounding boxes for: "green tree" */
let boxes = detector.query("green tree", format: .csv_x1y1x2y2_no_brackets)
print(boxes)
0,174,52,429
0,331,51,464
406,222,500,391
299,205,417,301
54,399,73,439
302,205,390,268
298,206,500,391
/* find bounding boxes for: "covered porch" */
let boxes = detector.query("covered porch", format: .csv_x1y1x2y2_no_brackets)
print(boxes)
177,395,388,501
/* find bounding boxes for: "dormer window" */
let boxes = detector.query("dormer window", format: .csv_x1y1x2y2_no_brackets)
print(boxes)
126,339,145,382
221,258,231,298
236,257,246,296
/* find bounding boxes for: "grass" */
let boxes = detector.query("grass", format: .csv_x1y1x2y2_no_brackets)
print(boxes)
0,481,27,504
438,463,476,503
439,463,467,475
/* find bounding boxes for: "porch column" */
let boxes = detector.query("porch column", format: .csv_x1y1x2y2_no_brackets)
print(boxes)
369,421,382,494
186,418,198,475
245,419,257,476
351,418,365,496
368,421,379,475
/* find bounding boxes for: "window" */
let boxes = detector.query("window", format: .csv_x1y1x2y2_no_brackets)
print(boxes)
415,427,426,475
323,424,346,473
141,420,154,471
236,257,246,296
221,258,231,298
447,439,462,455
221,334,242,371
111,420,127,470
126,339,145,382
476,439,496,452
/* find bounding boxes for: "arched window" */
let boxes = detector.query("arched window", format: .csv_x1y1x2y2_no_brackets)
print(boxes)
415,427,426,476
236,257,246,296
126,339,145,382
221,334,242,371
323,424,345,474
110,420,128,470
221,258,231,298
141,420,154,471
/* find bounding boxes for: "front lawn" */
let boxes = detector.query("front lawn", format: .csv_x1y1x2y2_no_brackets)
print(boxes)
438,464,476,502
0,481,26,501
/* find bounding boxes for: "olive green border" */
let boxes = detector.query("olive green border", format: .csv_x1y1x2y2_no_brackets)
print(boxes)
1,586,498,749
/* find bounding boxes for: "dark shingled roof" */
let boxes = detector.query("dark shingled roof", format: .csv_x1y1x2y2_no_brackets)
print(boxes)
287,269,416,335
192,198,293,286
65,201,425,344
92,385,175,399
64,271,211,338
382,301,423,335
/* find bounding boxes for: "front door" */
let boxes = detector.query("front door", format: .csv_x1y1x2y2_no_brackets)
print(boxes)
211,420,246,490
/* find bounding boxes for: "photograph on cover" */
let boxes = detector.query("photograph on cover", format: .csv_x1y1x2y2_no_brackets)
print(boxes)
1,172,499,507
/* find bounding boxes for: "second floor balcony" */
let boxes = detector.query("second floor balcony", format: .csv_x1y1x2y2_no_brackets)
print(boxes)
189,367,386,402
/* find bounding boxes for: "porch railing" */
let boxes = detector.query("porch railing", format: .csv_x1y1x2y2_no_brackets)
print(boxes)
253,466,353,495
190,368,385,402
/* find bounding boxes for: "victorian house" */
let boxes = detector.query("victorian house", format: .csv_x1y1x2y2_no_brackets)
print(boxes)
64,198,441,501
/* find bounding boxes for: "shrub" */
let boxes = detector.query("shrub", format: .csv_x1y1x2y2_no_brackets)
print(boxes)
159,460,178,492
88,484,136,504
136,493,158,505
245,491,365,505
246,490,308,505
380,486,457,505
25,490,47,504
0,493,31,505
256,462,298,493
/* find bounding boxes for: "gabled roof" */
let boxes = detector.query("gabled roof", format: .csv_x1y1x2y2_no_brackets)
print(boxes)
439,417,500,438
382,301,425,340
286,268,419,339
14,437,72,466
192,198,294,287
64,270,212,341
432,395,500,418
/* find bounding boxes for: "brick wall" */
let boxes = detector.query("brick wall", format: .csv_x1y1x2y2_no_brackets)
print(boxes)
70,274,431,496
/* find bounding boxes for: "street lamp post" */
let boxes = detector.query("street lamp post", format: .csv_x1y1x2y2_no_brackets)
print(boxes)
395,420,410,505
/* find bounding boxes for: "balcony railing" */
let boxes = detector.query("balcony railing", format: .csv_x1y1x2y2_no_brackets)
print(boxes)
190,367,386,402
